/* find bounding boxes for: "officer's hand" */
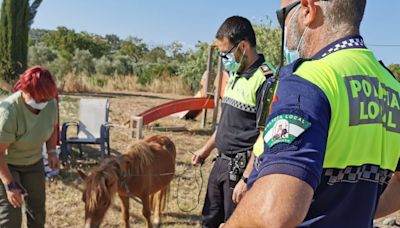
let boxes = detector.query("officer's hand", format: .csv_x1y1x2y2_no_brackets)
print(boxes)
191,149,207,166
232,179,247,204
6,189,24,208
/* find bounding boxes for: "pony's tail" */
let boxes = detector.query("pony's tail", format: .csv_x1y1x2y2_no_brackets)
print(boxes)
149,184,170,226
150,184,170,212
160,184,169,211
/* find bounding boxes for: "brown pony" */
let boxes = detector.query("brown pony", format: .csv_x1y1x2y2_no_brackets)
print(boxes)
78,135,176,228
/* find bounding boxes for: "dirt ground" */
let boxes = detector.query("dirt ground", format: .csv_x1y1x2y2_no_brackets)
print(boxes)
34,91,400,227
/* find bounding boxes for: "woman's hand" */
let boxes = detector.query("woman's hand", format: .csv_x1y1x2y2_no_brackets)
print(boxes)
47,152,60,170
6,188,24,208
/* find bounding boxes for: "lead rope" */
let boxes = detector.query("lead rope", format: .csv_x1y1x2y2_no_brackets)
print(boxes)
176,155,204,213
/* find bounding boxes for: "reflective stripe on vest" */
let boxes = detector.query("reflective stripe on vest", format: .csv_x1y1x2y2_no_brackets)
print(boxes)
223,68,266,112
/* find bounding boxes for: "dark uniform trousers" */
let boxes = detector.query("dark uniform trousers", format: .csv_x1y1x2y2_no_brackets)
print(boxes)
202,157,236,228
0,160,46,228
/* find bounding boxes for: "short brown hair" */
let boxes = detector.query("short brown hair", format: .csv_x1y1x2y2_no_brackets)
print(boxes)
216,16,257,47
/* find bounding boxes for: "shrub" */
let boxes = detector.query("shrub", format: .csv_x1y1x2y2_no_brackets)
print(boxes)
112,55,133,75
28,44,57,66
71,49,95,76
94,56,114,75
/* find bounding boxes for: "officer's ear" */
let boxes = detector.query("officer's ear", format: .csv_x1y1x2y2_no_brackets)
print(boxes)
300,0,319,28
239,40,250,55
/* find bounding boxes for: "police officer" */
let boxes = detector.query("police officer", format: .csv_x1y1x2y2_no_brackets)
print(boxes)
222,0,400,227
191,16,273,227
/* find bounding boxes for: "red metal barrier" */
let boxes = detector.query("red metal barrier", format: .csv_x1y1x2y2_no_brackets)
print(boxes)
137,97,214,125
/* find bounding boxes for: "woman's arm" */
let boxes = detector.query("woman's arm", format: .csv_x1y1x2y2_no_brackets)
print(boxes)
0,144,12,184
46,125,60,170
0,143,25,208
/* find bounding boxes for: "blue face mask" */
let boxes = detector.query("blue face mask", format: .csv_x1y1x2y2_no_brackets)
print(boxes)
222,46,247,74
222,52,241,73
283,6,308,64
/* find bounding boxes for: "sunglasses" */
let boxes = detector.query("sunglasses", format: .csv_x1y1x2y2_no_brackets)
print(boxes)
276,0,301,28
219,42,240,60
276,0,329,28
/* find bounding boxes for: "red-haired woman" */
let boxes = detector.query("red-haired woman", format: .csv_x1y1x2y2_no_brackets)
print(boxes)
0,66,60,227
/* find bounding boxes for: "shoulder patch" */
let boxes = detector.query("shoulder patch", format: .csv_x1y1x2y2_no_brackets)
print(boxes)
263,114,311,148
259,65,273,77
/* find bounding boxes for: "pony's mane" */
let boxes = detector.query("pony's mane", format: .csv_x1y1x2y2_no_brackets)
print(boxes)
120,140,154,176
84,140,154,211
84,157,120,211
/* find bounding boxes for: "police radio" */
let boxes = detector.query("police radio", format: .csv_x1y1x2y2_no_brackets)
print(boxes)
256,64,278,129
229,152,248,188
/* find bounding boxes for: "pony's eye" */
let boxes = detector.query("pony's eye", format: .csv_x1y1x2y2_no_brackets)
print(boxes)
102,201,109,207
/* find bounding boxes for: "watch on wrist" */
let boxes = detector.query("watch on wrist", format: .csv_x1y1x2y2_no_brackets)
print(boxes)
4,181,26,194
241,176,248,184
4,181,18,191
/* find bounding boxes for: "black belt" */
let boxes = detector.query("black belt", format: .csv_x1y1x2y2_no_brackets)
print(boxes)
218,151,248,161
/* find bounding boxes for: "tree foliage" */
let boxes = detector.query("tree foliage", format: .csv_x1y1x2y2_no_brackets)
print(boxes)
0,0,42,82
117,36,148,61
178,41,210,92
253,17,282,68
28,44,57,66
43,27,110,60
29,20,400,95
0,0,29,82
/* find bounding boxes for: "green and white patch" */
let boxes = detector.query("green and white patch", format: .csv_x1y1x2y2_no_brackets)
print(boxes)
263,114,311,148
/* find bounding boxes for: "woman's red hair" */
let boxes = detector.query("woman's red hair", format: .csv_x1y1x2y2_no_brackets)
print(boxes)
13,66,58,102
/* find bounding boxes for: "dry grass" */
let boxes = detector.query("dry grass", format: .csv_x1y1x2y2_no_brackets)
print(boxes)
61,73,88,93
58,74,192,95
147,77,192,95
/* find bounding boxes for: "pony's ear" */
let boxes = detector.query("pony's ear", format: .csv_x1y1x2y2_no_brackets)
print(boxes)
77,169,87,180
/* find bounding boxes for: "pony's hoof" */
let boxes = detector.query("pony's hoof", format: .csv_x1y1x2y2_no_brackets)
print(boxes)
154,222,161,228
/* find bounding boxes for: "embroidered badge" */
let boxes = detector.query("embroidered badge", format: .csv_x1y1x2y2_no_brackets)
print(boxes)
263,114,311,148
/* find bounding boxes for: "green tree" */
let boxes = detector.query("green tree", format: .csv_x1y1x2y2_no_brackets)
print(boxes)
253,18,282,68
77,32,110,58
167,41,188,62
29,28,50,46
43,26,77,60
118,36,148,61
105,34,121,53
178,41,210,93
43,27,110,60
145,46,167,63
0,0,42,82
